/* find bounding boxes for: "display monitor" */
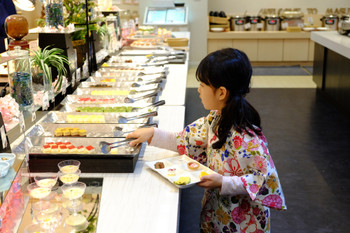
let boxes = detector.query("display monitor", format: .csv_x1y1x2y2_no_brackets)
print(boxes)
143,6,188,25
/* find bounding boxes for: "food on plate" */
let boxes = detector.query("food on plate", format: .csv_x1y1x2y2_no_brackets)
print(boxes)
85,145,95,154
154,162,165,169
75,106,134,113
78,129,87,137
100,78,116,82
41,142,95,154
187,161,200,170
54,127,86,137
91,90,129,96
88,83,113,88
174,176,191,185
200,171,209,178
110,148,118,154
167,168,176,176
77,97,116,104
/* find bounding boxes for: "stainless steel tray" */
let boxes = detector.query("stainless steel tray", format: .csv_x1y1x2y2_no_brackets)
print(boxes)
26,136,139,156
27,123,155,138
89,73,165,83
74,88,160,97
78,82,159,90
61,95,155,105
41,111,155,124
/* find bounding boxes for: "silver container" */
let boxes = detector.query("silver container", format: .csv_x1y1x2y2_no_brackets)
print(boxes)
338,15,350,35
248,16,263,31
280,11,304,30
264,15,280,31
230,16,246,31
321,15,339,31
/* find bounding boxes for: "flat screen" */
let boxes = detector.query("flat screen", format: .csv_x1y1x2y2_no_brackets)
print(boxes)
144,7,188,25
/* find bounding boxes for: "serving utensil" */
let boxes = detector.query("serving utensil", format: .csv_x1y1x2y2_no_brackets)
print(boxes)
117,111,157,124
130,100,165,112
99,138,135,154
129,87,159,95
113,123,158,137
124,91,158,103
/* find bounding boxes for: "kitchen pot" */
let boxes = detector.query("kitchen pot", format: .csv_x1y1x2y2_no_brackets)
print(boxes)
321,15,339,31
338,15,350,35
247,15,263,31
230,16,246,31
280,11,304,30
264,15,280,31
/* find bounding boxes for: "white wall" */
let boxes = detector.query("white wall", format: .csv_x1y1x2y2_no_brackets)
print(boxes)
208,0,350,16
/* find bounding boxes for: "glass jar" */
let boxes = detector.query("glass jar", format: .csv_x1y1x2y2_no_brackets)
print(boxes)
44,0,64,28
7,47,34,111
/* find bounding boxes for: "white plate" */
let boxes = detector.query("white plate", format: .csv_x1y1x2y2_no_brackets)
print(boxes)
210,28,225,32
145,155,216,189
316,27,329,31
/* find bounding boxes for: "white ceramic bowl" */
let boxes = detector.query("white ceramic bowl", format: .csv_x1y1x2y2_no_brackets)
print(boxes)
0,161,10,178
0,153,16,167
210,27,225,32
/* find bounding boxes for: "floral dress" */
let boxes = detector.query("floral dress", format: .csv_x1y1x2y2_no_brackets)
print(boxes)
176,111,286,233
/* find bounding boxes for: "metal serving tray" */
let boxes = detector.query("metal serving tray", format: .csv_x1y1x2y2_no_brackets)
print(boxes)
61,95,155,105
78,82,159,90
27,123,154,138
41,111,154,124
90,73,166,83
26,137,142,173
74,87,160,97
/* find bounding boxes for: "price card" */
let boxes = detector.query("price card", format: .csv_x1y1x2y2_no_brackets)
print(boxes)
257,23,263,29
244,23,251,30
19,112,25,133
281,22,288,29
31,104,36,122
24,137,32,162
298,23,304,28
1,126,7,149
42,92,49,111
76,68,81,82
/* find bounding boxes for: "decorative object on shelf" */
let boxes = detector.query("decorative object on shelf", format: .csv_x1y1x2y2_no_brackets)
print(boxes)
12,0,35,11
44,0,64,28
30,46,69,100
7,46,34,111
0,95,19,132
4,14,29,50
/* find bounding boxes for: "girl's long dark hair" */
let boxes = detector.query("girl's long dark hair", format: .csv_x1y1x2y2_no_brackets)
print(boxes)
196,48,262,149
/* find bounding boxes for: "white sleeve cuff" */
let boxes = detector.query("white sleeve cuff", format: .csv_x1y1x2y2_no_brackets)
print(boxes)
220,176,248,196
149,128,178,152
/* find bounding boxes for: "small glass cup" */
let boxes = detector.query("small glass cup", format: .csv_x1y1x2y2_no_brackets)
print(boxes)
65,213,88,231
34,173,58,189
57,160,80,173
32,201,62,232
61,182,86,200
27,183,52,200
24,223,49,233
58,169,81,184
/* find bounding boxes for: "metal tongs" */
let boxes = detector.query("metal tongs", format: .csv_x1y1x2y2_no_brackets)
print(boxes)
99,138,135,154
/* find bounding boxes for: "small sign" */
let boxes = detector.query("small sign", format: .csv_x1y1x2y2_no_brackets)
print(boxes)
72,72,76,86
42,92,49,111
281,22,288,29
31,104,36,122
76,68,81,82
244,23,251,30
19,112,25,133
62,77,67,95
1,126,7,149
257,23,263,29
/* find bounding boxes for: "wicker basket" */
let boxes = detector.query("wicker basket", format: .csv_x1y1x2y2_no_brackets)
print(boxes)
209,16,229,25
166,38,189,47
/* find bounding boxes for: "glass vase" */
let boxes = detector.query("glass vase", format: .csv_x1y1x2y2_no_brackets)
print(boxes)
44,0,64,28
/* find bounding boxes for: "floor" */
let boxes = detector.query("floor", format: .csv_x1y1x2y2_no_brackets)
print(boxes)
179,66,350,233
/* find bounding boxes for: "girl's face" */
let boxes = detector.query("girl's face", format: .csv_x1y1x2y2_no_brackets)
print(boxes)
198,82,226,111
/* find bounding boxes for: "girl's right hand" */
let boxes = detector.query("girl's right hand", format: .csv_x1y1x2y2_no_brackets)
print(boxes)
126,127,155,147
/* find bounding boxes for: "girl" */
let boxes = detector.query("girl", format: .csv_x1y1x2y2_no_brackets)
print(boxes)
127,48,286,233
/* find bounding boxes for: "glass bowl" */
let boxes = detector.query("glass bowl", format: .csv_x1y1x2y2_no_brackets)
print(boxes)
65,213,88,231
27,182,51,199
0,161,10,178
57,160,80,173
24,223,48,233
61,182,86,200
34,173,58,188
58,169,81,184
0,153,16,166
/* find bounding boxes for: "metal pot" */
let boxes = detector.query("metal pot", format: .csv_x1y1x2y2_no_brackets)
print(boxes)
264,15,280,31
248,15,263,31
338,15,350,35
230,16,246,31
321,15,339,31
280,11,304,30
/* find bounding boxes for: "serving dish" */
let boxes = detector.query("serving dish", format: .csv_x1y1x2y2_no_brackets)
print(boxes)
0,153,16,166
40,111,155,124
28,123,155,138
24,137,142,173
61,94,155,105
145,155,216,189
0,161,10,178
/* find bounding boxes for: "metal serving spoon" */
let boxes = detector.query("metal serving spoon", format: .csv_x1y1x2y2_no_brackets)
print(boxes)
113,123,158,137
117,111,158,124
99,138,135,154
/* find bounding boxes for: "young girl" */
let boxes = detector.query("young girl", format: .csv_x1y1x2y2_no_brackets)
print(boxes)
127,48,286,233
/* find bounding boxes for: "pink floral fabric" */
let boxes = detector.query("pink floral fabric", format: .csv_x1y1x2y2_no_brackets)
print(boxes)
176,111,286,232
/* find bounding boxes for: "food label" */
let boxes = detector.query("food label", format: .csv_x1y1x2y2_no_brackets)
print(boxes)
19,112,25,133
281,22,288,29
43,92,49,111
62,77,67,95
72,72,76,86
257,23,263,29
1,126,7,149
244,23,251,29
76,68,81,82
31,104,36,122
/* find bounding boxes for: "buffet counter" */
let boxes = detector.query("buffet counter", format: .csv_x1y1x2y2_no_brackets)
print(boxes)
311,31,350,115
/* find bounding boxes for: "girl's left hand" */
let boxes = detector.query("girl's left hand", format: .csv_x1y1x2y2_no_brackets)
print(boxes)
197,173,222,189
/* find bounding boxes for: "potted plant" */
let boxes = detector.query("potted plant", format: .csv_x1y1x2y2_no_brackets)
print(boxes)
31,46,69,99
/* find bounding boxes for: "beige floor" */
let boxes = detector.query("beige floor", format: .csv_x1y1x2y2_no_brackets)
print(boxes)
186,67,317,88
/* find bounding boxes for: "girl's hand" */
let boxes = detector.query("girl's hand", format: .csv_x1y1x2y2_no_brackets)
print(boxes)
197,173,223,189
126,127,155,147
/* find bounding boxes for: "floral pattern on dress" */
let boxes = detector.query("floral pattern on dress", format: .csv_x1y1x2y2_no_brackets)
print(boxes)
176,111,286,233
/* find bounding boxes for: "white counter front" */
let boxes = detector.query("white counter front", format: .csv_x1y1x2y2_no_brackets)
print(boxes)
311,31,350,59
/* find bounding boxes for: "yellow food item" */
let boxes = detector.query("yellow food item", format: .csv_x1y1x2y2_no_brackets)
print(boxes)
66,115,105,123
30,187,51,199
63,187,84,199
91,90,129,96
61,165,79,173
174,176,191,185
200,171,209,178
110,148,118,154
78,129,87,137
60,174,79,184
37,178,57,188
